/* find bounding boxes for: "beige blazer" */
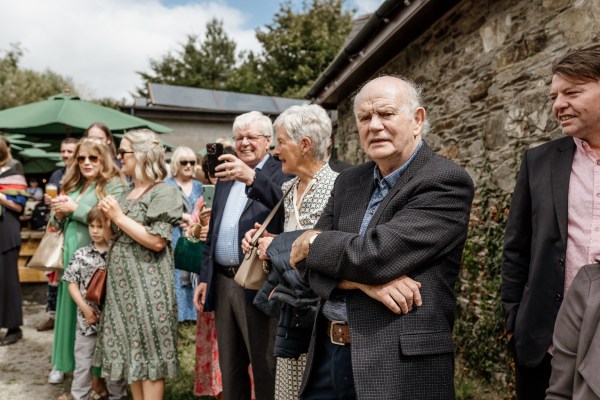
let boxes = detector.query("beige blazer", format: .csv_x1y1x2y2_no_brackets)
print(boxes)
547,264,600,399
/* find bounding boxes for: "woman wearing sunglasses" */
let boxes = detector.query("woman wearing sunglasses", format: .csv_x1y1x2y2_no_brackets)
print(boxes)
48,138,127,398
165,146,204,322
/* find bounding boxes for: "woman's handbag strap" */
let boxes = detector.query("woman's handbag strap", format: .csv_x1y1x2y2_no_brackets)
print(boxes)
250,181,295,245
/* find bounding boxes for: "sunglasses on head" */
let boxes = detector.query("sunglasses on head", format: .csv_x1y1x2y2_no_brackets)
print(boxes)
77,155,100,164
180,160,196,166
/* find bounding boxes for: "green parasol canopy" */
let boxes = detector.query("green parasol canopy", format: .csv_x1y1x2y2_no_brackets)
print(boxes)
0,93,171,135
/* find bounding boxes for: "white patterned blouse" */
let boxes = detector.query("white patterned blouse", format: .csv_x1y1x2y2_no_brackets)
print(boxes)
281,163,338,232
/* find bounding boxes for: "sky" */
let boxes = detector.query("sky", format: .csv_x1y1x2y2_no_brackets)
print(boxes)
0,0,380,102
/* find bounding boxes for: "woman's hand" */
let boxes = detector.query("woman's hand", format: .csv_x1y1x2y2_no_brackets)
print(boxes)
242,223,261,254
187,223,209,241
257,236,274,260
199,207,211,226
242,222,275,254
51,195,77,215
180,212,193,231
98,195,124,223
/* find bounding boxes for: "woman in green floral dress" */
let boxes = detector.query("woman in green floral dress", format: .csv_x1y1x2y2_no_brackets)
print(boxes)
95,129,183,400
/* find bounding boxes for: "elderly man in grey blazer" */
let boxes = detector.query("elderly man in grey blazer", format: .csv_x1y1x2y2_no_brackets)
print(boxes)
291,75,474,399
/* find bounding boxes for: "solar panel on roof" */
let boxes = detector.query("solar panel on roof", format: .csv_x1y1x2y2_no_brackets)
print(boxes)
148,83,305,114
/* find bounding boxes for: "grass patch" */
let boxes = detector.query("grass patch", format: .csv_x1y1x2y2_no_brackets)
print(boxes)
164,321,215,400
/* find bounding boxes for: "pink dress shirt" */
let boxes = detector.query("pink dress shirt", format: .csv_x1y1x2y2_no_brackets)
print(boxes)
565,138,600,293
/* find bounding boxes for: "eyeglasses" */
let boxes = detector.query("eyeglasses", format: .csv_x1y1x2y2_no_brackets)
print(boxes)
77,155,100,164
117,148,134,157
180,160,196,166
232,134,269,143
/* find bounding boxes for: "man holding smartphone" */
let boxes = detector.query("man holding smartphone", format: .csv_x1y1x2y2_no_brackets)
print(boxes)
194,111,292,400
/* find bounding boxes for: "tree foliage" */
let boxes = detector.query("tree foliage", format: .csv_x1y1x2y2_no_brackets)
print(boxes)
251,0,353,98
136,18,237,96
137,0,353,99
0,44,75,110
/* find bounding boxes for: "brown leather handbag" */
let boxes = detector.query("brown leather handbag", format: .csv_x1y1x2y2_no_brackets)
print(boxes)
85,267,106,305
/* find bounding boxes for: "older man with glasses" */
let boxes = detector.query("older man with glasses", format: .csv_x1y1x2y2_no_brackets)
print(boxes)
194,111,293,400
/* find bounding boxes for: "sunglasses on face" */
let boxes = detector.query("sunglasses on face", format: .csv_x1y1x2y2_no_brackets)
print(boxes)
117,148,134,157
77,155,100,164
180,160,196,167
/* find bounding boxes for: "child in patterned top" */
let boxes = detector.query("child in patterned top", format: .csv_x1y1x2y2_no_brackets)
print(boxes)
61,206,126,400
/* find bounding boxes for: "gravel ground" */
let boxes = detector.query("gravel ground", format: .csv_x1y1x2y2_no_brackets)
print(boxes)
0,283,72,400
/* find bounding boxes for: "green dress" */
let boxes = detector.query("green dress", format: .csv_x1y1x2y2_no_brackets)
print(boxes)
51,178,126,373
94,183,183,383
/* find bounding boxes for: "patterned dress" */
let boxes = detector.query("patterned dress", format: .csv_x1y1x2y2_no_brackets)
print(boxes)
275,164,339,400
93,183,183,383
165,177,203,321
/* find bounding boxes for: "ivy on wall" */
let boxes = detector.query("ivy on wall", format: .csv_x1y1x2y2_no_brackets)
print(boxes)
453,151,523,389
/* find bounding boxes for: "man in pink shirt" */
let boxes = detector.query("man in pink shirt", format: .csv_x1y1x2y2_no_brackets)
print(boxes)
502,45,600,400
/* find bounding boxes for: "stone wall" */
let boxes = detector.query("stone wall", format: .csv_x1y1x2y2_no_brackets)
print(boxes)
336,0,600,194
334,0,600,385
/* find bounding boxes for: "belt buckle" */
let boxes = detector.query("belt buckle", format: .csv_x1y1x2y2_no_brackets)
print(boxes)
329,320,346,346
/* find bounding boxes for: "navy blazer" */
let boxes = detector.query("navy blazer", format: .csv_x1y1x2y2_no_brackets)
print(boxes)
199,155,292,311
502,136,575,367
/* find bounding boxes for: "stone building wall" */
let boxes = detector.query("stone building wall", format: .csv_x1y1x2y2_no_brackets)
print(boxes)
336,0,600,195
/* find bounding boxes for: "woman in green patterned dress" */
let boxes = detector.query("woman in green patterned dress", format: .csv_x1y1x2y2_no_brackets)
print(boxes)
48,138,126,383
95,129,183,400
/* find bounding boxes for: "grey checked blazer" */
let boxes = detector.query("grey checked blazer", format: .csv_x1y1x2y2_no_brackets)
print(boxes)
546,264,600,400
298,143,474,399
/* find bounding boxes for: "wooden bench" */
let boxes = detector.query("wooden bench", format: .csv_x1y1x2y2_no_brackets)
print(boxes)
18,230,49,283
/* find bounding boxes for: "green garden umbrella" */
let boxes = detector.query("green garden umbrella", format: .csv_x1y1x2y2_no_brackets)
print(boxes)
0,93,171,135
17,147,63,174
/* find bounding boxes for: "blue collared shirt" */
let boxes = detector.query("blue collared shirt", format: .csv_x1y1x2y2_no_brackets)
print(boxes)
214,154,270,266
322,140,423,322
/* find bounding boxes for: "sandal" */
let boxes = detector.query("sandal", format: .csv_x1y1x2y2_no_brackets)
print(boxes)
88,390,109,400
57,394,73,400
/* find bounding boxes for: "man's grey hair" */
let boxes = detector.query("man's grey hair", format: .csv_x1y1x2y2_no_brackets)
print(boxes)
273,104,332,162
232,111,273,138
353,74,429,135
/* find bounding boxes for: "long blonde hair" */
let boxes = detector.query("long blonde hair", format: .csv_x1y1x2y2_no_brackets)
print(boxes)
61,138,125,198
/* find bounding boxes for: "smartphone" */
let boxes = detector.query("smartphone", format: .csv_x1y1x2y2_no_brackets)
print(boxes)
203,185,215,209
206,143,224,178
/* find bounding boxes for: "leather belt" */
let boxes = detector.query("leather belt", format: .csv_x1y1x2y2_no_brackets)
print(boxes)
217,266,239,278
326,320,350,345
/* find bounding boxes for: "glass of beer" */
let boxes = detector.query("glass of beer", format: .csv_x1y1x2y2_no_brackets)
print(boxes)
45,183,58,198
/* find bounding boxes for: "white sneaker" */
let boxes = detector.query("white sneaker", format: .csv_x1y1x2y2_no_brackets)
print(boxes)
48,367,64,384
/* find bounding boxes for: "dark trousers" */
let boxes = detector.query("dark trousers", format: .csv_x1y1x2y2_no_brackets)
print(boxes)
301,330,356,400
214,272,277,400
47,284,58,312
515,353,552,400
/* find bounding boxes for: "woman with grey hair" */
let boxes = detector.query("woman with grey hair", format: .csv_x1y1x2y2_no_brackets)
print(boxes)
166,146,203,322
242,103,339,400
95,129,183,399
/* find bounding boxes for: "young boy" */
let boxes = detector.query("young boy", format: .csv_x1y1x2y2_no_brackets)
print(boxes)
61,206,125,400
